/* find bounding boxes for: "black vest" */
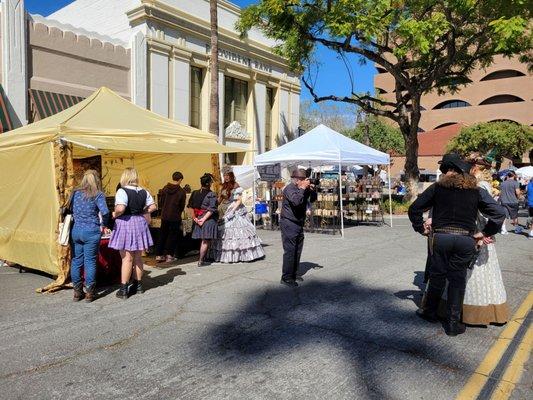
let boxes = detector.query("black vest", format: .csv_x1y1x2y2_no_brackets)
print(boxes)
122,187,147,216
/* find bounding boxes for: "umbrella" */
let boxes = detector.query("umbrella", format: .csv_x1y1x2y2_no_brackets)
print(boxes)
498,169,514,177
515,166,533,179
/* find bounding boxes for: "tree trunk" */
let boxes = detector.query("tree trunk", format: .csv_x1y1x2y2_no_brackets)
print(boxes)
209,0,221,189
403,129,420,201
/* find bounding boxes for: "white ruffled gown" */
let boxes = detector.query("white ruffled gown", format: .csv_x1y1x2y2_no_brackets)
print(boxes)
209,189,265,263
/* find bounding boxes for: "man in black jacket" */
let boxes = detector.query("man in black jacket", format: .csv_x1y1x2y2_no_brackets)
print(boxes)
408,154,505,336
280,169,317,287
156,171,186,262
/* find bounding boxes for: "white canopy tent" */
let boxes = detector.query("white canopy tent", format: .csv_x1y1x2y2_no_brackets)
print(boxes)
254,124,393,235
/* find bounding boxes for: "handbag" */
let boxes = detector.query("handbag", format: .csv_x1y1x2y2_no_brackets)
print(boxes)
58,191,75,246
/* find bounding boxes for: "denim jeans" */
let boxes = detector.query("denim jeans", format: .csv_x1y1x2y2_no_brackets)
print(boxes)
70,225,101,288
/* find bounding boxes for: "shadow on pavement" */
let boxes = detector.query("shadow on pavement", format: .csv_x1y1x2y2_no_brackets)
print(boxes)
297,262,324,277
394,271,425,308
143,267,186,291
196,279,466,398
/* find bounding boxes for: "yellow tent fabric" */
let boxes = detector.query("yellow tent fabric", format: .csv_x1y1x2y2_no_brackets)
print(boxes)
0,86,238,153
0,87,244,279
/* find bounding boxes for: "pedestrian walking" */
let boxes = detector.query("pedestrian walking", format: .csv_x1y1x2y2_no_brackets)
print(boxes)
499,172,521,234
188,173,218,267
408,153,505,336
280,169,317,287
526,177,533,239
155,171,186,263
69,170,110,302
110,167,157,299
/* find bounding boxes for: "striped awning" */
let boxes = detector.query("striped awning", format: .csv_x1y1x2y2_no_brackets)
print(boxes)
29,89,85,121
0,85,14,133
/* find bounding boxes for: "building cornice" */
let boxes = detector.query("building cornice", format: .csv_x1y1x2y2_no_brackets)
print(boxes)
127,0,290,70
29,14,128,48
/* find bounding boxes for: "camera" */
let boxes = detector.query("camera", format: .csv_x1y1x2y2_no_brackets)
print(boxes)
305,168,320,186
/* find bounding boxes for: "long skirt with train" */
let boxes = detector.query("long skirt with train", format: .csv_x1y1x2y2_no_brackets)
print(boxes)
461,243,509,325
209,205,265,263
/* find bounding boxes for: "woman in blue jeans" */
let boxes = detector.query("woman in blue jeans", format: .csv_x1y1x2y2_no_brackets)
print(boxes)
70,170,110,302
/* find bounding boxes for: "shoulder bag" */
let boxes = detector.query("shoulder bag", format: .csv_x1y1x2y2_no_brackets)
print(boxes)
58,191,75,246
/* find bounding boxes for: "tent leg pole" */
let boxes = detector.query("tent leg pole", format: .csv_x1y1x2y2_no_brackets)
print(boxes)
253,170,257,227
388,164,393,228
338,161,344,238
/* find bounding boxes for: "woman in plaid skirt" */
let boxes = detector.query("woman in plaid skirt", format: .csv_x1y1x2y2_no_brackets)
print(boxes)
110,168,157,299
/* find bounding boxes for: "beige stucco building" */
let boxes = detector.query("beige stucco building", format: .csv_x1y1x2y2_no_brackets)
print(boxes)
0,0,301,165
374,55,532,132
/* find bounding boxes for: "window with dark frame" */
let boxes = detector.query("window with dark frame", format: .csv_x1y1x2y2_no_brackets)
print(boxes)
224,76,248,129
190,67,203,129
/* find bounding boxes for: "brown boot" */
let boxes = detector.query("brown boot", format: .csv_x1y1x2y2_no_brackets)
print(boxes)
73,284,84,302
85,285,96,302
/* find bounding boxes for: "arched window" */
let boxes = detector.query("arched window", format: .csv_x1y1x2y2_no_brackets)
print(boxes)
480,70,525,81
479,95,525,105
434,122,458,130
375,87,387,94
433,100,471,109
489,119,520,124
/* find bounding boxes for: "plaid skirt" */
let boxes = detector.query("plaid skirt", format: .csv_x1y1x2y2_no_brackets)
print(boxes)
109,215,153,251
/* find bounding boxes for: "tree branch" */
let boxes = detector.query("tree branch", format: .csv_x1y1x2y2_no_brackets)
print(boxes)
302,77,401,122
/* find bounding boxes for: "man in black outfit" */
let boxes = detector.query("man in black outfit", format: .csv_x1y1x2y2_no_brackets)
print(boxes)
280,169,317,287
408,153,505,336
156,171,186,262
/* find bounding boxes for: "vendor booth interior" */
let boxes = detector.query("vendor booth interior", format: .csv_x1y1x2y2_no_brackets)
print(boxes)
0,87,244,291
253,124,392,236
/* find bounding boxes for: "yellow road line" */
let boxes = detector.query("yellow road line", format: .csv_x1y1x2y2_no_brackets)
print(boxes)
490,324,533,400
456,291,533,400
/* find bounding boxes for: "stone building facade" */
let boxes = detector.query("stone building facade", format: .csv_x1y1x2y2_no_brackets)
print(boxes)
0,0,301,165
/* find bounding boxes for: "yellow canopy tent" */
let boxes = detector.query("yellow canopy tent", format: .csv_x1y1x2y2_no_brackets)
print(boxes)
0,87,243,291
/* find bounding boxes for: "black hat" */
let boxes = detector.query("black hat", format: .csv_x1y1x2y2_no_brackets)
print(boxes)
438,153,471,174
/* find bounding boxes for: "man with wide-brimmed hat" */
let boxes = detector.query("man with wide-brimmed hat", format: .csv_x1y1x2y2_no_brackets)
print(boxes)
279,168,317,287
408,153,505,336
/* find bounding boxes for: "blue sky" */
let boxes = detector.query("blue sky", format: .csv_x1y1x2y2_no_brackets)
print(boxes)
25,0,376,102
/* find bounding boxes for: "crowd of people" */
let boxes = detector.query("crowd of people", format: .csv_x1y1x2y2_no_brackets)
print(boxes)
65,154,531,338
67,168,264,302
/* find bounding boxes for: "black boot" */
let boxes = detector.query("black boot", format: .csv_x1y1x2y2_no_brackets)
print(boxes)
116,284,129,300
416,283,443,323
131,280,144,295
73,283,84,302
444,287,466,336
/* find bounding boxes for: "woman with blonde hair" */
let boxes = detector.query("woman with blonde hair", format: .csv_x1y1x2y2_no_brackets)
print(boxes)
70,169,110,302
109,167,157,299
460,153,509,325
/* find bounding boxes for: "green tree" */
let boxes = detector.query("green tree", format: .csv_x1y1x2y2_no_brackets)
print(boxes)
447,122,533,167
344,115,405,155
238,0,532,197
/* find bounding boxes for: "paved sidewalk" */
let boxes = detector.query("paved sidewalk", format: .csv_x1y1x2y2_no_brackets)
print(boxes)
0,222,531,399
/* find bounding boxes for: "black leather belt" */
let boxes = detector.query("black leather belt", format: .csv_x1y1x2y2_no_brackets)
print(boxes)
434,227,473,236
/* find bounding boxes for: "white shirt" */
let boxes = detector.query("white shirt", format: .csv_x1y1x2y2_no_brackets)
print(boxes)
115,185,155,207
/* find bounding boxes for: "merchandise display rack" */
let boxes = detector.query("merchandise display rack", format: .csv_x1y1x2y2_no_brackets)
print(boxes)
256,173,385,235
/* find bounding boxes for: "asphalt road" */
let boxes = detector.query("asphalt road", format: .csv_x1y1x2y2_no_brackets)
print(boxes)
0,219,531,400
